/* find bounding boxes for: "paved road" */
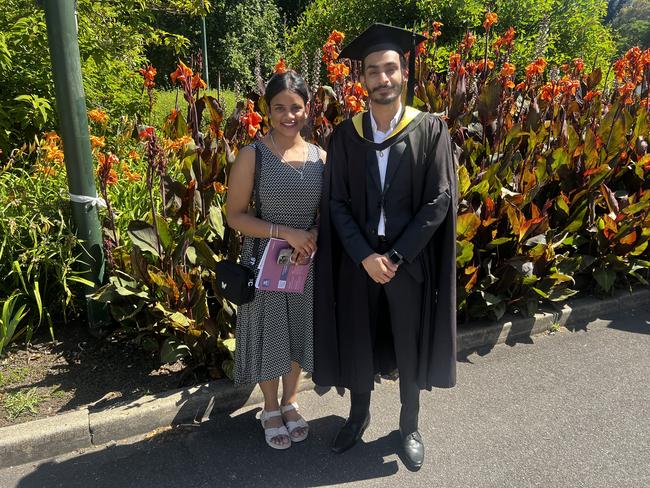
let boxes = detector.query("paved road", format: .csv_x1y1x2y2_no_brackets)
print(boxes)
2,308,649,488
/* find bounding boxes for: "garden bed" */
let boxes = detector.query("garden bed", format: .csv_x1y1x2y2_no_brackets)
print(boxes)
0,323,203,428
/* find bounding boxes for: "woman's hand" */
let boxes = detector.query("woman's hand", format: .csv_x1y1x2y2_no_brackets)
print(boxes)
281,227,316,257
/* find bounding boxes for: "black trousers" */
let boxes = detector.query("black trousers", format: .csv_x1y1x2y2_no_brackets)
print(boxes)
350,242,423,434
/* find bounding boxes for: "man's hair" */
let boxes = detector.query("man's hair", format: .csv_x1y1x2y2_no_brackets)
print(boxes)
361,52,407,74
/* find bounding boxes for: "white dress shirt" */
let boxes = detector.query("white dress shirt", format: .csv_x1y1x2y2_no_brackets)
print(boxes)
369,105,403,236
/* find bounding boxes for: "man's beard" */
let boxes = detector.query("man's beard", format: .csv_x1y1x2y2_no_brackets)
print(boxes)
368,81,404,105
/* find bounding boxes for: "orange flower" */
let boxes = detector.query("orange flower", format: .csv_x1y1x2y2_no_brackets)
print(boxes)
540,82,560,102
572,58,584,73
138,65,157,89
558,76,580,97
274,58,287,74
328,30,345,45
213,182,227,195
89,135,105,150
431,21,443,41
191,73,207,91
494,27,516,53
138,126,155,140
525,58,547,81
583,90,600,102
345,95,364,114
346,81,367,98
97,152,118,186
36,164,57,177
477,59,495,72
43,131,60,144
127,149,140,160
163,135,193,152
170,61,193,85
483,12,498,31
327,62,349,84
500,62,515,78
449,53,463,74
500,62,516,89
88,109,108,124
460,31,476,52
122,168,142,182
239,100,263,139
515,81,527,91
43,143,64,165
416,39,427,57
322,40,340,64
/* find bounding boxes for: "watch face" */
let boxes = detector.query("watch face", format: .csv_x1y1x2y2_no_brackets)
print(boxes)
389,251,401,264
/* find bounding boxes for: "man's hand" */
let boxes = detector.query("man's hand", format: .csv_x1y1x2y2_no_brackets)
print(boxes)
362,253,398,284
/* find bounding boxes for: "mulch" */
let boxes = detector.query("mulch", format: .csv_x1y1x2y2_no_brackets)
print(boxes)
0,322,207,428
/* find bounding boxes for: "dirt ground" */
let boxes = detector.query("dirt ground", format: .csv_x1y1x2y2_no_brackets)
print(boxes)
0,322,205,428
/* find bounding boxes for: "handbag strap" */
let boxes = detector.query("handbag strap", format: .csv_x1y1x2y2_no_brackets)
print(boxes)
222,141,263,265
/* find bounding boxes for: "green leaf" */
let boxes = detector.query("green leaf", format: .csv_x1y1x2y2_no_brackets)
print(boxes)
160,337,190,364
128,220,161,257
154,216,173,252
593,266,616,293
456,240,474,267
208,205,225,238
458,165,471,196
457,212,481,241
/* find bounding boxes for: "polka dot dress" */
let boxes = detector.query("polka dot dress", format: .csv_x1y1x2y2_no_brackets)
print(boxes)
234,140,323,385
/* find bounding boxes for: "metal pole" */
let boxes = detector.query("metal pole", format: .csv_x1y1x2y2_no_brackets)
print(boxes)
41,0,110,333
201,16,210,90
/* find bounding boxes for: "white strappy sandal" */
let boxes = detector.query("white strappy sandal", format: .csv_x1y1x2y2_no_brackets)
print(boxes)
281,402,309,442
260,409,291,450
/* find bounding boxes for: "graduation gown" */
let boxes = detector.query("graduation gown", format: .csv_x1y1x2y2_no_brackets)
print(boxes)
314,107,458,392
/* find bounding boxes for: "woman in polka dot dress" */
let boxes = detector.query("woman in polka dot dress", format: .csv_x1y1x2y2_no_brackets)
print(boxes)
226,71,324,450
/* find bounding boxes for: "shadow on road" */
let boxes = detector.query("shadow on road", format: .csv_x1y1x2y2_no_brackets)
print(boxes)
15,408,401,488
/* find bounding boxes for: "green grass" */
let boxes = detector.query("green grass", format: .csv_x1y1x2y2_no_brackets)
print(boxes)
3,387,41,420
150,89,237,130
0,366,30,388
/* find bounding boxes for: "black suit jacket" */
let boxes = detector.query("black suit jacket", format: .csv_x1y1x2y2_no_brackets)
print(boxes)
330,112,451,270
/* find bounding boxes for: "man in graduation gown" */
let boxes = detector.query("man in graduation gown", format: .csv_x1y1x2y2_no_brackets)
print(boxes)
314,23,458,470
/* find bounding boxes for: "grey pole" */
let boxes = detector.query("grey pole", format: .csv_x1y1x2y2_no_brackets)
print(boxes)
40,0,110,333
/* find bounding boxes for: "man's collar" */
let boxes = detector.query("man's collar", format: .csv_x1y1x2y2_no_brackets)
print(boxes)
369,104,403,135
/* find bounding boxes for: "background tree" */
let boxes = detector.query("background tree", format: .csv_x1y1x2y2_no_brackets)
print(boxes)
611,0,650,50
0,0,197,155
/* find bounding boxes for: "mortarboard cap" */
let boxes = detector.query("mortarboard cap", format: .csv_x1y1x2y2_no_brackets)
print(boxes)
339,23,426,63
338,23,427,106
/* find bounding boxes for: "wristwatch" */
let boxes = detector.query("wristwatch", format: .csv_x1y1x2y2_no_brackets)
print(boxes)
386,248,404,266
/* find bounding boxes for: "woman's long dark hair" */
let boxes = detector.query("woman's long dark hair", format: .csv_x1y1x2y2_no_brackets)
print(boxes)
264,70,310,107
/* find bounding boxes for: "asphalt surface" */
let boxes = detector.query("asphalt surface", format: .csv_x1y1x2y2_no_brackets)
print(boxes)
2,307,649,488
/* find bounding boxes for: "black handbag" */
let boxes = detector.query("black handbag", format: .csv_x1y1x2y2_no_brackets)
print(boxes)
215,144,263,305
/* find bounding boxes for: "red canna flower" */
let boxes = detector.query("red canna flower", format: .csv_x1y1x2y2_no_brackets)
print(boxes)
213,182,227,195
170,61,193,85
483,12,498,31
493,27,516,53
139,65,157,89
572,58,584,73
500,62,516,89
97,152,119,186
274,58,287,74
191,73,207,91
327,62,350,84
239,100,263,139
138,126,155,140
460,31,476,52
431,21,443,41
345,95,364,114
583,90,601,102
477,59,495,72
525,58,547,81
327,30,345,45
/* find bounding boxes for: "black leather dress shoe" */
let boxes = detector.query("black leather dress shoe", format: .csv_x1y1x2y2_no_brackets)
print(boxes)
331,413,370,454
401,430,424,469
